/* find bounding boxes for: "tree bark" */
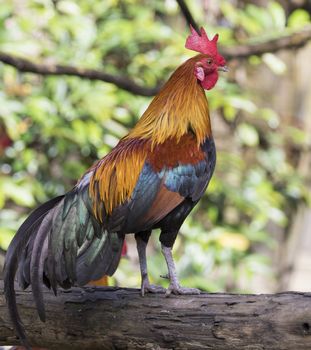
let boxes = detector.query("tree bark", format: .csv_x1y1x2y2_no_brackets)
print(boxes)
0,281,311,350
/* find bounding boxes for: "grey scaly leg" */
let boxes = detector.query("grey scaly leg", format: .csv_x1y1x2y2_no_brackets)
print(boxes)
161,244,200,296
135,233,165,296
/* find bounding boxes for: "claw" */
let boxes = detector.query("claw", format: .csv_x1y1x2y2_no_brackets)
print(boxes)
165,284,200,297
141,280,166,296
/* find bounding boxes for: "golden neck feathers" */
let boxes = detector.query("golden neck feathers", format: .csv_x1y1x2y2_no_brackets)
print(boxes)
125,55,212,146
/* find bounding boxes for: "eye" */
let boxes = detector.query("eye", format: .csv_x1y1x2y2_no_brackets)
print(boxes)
207,58,213,65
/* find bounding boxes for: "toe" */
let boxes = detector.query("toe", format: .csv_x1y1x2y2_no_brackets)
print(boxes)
166,285,201,296
178,287,200,295
141,281,166,295
147,284,166,294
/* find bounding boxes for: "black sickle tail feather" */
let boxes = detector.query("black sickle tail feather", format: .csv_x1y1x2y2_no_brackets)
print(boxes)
3,195,64,349
30,210,54,322
4,185,125,349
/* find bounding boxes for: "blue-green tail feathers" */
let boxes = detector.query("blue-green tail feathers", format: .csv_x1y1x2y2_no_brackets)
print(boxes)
4,188,124,347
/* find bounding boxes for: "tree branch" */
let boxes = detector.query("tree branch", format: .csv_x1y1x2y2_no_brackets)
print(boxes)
1,27,311,97
0,52,160,97
1,282,311,349
222,26,311,59
176,0,200,34
175,0,311,59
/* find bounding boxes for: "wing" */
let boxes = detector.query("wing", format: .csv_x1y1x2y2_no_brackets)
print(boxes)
118,163,185,233
163,136,216,202
105,134,216,233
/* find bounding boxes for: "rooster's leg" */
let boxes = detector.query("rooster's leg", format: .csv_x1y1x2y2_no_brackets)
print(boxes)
135,232,165,296
161,244,200,296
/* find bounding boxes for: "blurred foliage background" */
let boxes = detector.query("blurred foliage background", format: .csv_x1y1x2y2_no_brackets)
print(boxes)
0,0,310,293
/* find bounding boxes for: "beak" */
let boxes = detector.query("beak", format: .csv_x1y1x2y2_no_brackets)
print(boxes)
218,65,229,72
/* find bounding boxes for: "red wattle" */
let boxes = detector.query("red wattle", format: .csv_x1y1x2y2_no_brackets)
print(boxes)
200,71,219,90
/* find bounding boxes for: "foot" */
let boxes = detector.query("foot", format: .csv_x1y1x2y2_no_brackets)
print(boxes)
161,245,201,297
165,283,201,297
141,279,166,296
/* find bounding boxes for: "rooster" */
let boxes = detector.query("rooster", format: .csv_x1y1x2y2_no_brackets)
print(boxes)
4,26,227,347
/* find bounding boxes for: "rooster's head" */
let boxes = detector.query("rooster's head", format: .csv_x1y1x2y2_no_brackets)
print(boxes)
185,26,228,90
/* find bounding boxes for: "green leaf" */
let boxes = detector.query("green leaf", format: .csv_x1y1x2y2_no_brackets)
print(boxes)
237,123,259,147
268,2,286,29
288,9,311,29
262,53,287,75
0,227,15,250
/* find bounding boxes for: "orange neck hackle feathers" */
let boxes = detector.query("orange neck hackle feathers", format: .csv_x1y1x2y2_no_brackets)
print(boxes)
125,55,212,147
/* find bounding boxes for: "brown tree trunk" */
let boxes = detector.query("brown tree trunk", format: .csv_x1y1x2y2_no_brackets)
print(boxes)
0,281,310,350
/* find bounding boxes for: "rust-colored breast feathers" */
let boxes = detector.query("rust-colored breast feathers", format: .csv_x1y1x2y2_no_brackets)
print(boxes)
148,133,206,172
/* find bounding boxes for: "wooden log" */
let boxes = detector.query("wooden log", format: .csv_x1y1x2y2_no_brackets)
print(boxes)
0,281,311,349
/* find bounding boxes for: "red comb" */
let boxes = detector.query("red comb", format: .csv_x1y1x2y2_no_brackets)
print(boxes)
185,25,219,57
